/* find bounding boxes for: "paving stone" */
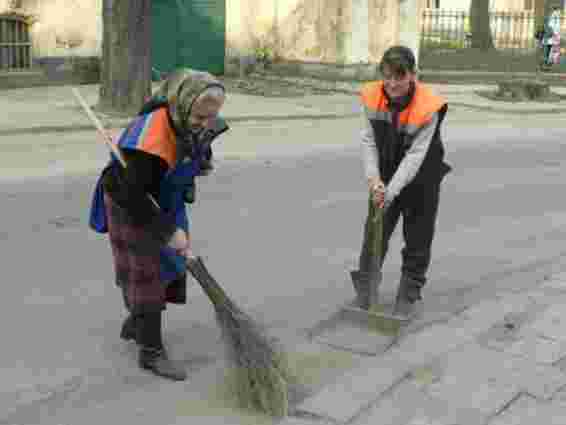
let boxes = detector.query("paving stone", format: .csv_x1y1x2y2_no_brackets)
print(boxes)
396,294,534,367
461,293,535,324
503,332,566,365
515,361,566,400
405,395,485,425
351,378,484,425
350,380,424,425
477,311,531,351
313,321,396,356
394,318,477,366
525,304,566,342
551,385,566,403
423,343,566,405
421,345,522,421
277,416,332,425
521,288,566,305
540,278,566,292
295,354,413,424
489,394,566,425
477,306,566,365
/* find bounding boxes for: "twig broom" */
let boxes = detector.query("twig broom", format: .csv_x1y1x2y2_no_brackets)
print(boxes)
72,87,295,417
186,257,296,417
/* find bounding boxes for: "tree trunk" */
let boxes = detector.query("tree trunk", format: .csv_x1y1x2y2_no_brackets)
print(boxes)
99,0,151,115
469,0,494,51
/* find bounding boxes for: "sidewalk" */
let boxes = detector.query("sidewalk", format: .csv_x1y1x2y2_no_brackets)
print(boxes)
280,266,566,425
0,83,359,137
2,81,566,137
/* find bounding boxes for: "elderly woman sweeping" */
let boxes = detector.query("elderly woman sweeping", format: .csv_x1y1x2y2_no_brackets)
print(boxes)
89,69,229,381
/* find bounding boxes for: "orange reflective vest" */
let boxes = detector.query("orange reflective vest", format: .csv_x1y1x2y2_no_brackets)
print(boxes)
360,81,450,186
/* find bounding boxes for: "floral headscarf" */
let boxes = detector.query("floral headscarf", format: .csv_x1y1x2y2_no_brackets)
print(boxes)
151,68,225,139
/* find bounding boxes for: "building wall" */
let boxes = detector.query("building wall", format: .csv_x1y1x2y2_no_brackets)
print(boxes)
226,0,353,64
5,0,423,68
12,0,102,58
226,0,427,65
369,0,399,62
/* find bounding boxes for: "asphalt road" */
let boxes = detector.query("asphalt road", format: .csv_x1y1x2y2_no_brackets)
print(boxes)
1,111,566,424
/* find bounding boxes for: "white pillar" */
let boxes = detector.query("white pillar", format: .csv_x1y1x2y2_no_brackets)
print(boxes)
398,0,420,69
348,0,370,63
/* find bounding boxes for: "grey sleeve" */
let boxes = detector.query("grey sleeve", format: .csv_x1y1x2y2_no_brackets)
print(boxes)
385,112,439,205
359,111,380,180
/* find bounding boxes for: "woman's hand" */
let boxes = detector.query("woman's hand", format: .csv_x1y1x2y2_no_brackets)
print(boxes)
167,228,188,252
368,176,385,209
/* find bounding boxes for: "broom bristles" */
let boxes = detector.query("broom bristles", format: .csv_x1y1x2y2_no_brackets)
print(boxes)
186,257,296,417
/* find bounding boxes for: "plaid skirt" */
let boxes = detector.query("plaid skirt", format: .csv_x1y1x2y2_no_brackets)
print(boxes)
104,193,186,314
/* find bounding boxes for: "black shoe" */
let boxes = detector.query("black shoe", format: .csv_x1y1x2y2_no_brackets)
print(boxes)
136,311,187,381
393,275,423,318
120,315,137,342
393,295,416,318
139,347,187,381
351,270,382,310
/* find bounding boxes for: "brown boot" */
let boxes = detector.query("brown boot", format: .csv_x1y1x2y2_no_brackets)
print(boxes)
137,312,187,381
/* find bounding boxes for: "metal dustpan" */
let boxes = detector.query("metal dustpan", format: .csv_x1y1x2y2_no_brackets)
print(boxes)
308,273,413,355
307,200,409,354
345,267,411,334
340,297,413,336
345,198,413,334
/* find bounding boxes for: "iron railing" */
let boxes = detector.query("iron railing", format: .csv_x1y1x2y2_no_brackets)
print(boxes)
421,9,565,52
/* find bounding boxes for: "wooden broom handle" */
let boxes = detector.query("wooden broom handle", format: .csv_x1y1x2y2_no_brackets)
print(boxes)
72,87,161,211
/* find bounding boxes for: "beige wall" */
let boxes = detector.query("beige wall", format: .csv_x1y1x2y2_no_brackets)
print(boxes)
9,0,102,58
368,0,426,64
8,0,424,66
369,0,399,62
227,0,354,64
493,0,527,11
227,0,425,65
31,0,102,57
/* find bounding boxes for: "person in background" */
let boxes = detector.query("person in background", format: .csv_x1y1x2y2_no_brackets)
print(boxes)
543,6,562,68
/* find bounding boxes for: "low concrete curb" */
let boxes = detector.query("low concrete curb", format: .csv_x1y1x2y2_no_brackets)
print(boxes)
0,112,363,137
448,101,566,114
1,101,565,137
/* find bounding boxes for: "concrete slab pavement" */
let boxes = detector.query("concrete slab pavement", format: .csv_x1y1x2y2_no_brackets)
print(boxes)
279,267,566,425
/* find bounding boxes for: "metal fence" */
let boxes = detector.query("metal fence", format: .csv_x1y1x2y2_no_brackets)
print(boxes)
0,15,32,71
421,9,566,52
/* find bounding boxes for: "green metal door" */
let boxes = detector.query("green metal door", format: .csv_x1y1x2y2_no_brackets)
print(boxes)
152,0,226,77
152,0,178,78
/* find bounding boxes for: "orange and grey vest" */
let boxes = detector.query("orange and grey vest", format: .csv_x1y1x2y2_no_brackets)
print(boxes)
360,81,450,186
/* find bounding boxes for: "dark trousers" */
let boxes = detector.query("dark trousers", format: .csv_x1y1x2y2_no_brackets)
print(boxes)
360,181,441,290
544,44,553,65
